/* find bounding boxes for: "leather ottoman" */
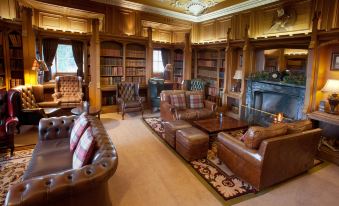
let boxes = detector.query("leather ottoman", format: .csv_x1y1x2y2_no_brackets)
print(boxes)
163,120,192,148
176,127,209,161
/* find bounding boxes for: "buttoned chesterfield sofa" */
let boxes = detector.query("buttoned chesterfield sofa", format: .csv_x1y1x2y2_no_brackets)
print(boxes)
5,115,118,206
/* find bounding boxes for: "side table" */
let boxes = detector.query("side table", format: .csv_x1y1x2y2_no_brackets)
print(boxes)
71,106,101,119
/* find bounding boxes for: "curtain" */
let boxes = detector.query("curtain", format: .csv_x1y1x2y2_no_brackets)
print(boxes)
42,38,58,82
161,48,169,68
72,40,84,77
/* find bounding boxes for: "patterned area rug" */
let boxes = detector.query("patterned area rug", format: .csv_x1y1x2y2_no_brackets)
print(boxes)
0,149,33,205
143,117,256,201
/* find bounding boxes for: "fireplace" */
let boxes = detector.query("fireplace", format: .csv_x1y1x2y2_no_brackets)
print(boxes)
244,80,306,126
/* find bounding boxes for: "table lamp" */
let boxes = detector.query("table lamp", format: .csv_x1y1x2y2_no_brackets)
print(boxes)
233,70,243,92
32,59,48,84
321,79,339,114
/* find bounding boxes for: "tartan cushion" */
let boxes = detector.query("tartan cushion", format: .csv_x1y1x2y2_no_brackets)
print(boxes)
73,126,95,169
170,93,186,110
189,94,204,109
70,113,89,152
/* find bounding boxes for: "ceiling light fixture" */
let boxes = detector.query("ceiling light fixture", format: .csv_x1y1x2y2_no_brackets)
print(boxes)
170,0,218,16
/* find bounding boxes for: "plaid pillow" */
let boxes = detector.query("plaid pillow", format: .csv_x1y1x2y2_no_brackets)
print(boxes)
170,93,186,109
189,94,204,109
73,126,95,169
70,113,89,152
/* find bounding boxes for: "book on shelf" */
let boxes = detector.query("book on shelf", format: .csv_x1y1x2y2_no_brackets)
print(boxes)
100,57,122,65
126,59,146,67
10,60,23,71
10,78,23,87
198,69,217,78
125,76,146,85
100,66,123,76
102,96,116,105
100,48,121,57
100,77,122,86
0,77,3,87
9,34,22,47
174,61,183,68
126,50,145,58
126,68,146,76
198,60,217,67
198,51,218,59
9,49,23,58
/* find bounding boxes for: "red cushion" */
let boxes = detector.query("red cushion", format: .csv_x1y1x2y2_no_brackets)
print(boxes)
170,93,186,110
72,126,95,169
70,113,89,152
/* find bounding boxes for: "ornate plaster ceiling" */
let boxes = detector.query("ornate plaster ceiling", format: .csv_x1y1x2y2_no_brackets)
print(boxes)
93,0,279,22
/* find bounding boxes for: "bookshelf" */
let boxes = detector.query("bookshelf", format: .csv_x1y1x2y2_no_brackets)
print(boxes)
100,41,123,110
8,31,24,88
218,49,225,107
125,43,146,85
173,49,183,83
0,31,6,90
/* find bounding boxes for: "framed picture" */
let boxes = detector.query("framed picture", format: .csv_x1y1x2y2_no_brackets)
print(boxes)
331,53,339,70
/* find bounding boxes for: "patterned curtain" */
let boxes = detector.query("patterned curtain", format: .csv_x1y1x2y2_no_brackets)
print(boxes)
42,38,58,82
72,40,84,77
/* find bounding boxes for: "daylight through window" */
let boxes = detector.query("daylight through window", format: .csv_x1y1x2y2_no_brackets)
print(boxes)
153,50,164,73
51,44,78,74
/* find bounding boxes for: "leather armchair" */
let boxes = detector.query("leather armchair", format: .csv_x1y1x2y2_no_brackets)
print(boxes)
53,76,83,108
217,128,322,191
116,82,144,120
160,90,216,122
10,85,62,129
148,78,164,112
0,90,19,155
5,115,118,206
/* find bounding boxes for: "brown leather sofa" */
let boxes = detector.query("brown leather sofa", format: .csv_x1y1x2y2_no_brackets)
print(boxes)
160,90,216,121
217,122,321,191
11,85,62,128
5,115,118,206
53,76,83,108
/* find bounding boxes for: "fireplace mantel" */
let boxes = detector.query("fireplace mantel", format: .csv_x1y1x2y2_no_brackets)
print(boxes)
244,80,306,126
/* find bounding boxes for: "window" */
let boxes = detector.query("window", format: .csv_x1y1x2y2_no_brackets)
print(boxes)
153,50,164,73
51,44,77,74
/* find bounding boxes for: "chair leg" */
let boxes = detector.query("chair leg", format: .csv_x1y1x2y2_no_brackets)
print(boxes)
10,145,14,156
122,112,125,120
16,124,20,134
141,110,144,117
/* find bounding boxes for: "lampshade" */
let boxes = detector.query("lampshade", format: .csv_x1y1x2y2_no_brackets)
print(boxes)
321,79,339,93
32,59,49,71
32,59,40,71
233,70,243,80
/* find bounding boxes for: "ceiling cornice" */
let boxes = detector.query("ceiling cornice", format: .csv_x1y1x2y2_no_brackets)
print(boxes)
92,0,278,23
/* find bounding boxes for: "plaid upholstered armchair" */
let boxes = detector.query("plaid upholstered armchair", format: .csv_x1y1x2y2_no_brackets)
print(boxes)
116,82,145,120
53,76,83,108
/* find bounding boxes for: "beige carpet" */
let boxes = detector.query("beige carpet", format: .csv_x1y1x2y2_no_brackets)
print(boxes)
11,112,339,206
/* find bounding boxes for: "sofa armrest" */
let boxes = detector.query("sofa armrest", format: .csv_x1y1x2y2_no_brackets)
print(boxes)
22,108,46,116
38,116,76,141
204,100,216,112
5,117,19,135
217,132,263,167
52,92,62,100
37,100,61,108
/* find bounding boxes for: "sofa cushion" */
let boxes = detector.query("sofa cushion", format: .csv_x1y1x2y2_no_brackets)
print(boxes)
189,94,204,109
73,126,96,169
243,124,288,149
284,120,312,134
23,138,72,180
59,95,82,103
70,113,89,152
170,93,187,110
125,101,141,108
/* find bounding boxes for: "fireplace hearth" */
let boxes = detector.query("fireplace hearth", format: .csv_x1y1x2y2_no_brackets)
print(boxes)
244,80,306,126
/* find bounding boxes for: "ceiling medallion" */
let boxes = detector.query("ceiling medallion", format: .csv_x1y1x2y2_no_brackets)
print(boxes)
169,0,218,16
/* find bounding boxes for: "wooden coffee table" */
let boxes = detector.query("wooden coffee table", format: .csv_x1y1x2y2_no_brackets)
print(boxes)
71,106,101,119
193,116,248,137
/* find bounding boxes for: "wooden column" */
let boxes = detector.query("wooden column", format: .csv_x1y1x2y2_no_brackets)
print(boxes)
21,7,36,85
146,27,153,80
304,12,320,114
241,25,251,101
183,32,192,80
223,28,232,104
89,19,101,108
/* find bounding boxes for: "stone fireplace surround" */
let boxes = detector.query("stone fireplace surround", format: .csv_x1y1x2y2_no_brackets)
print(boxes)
244,80,306,126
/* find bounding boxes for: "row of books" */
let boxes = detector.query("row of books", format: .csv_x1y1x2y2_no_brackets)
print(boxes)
10,60,23,71
198,51,218,59
221,60,225,68
9,49,23,58
126,50,145,58
100,66,123,76
101,49,122,57
100,77,122,85
174,53,183,60
126,59,146,67
9,34,22,47
100,57,123,66
10,78,23,88
126,68,145,76
198,60,217,67
102,96,116,106
125,76,146,85
207,86,218,96
198,69,218,78
0,77,4,87
174,62,183,68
